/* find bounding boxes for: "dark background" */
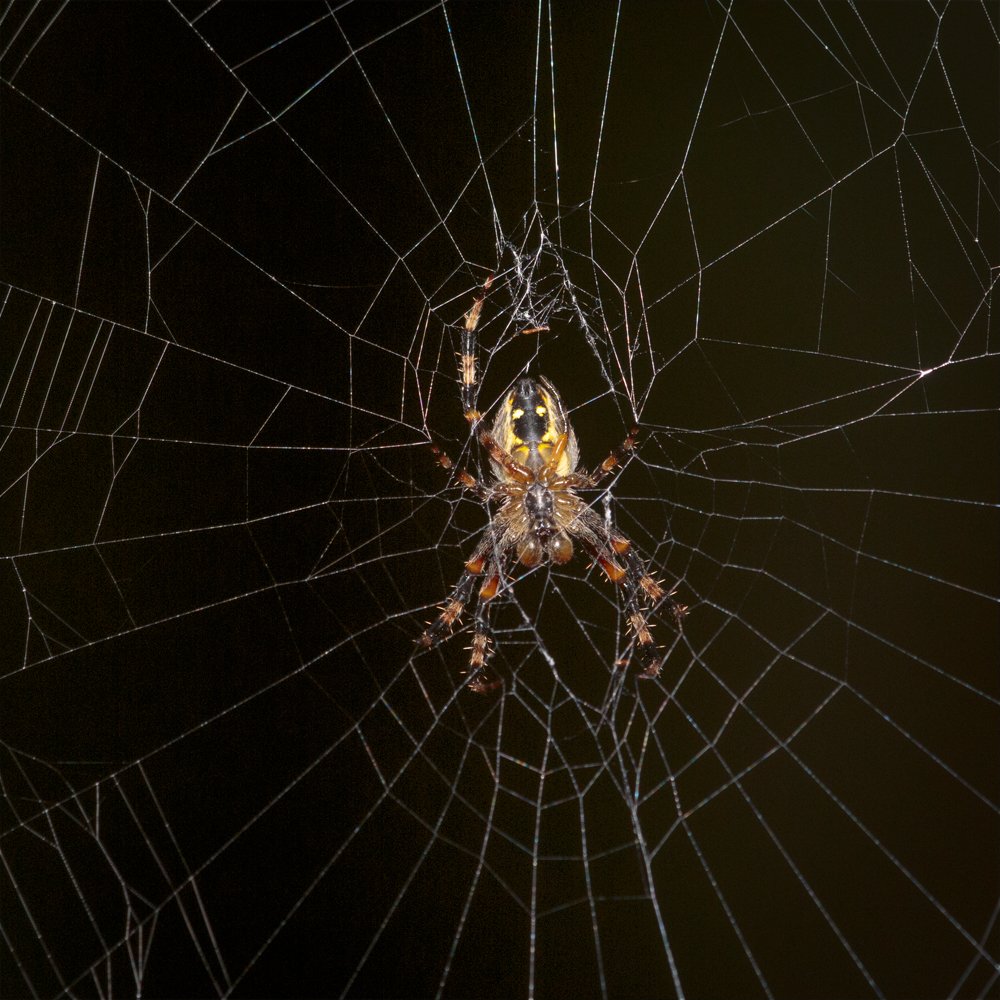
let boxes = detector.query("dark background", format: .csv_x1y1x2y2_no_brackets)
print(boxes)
1,3,998,998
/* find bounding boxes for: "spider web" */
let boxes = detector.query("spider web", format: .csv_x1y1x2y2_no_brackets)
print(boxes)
1,2,998,998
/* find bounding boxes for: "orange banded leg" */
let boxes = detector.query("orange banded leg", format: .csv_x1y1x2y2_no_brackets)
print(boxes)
465,595,502,693
585,535,685,678
460,274,493,427
428,442,490,501
417,533,494,647
619,542,686,678
570,426,640,491
417,569,478,651
440,550,503,692
461,550,504,691
417,539,506,692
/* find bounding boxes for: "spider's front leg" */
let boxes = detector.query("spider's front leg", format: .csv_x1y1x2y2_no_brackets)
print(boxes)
616,542,687,679
578,509,685,679
465,590,503,693
417,531,507,693
417,533,493,651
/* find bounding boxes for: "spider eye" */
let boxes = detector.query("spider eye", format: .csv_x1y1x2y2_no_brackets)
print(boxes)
549,534,574,565
518,538,544,567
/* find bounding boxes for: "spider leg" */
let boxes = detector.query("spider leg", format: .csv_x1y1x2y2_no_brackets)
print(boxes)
617,543,686,678
417,533,494,650
418,530,508,692
622,542,686,677
577,511,685,679
459,274,493,428
465,586,503,693
416,566,478,652
428,442,491,500
450,534,507,692
568,426,640,490
425,275,498,498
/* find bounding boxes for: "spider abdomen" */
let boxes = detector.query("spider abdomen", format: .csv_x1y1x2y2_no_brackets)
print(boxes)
490,376,580,477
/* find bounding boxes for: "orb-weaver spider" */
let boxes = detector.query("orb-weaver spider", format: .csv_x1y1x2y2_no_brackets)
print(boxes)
418,275,685,692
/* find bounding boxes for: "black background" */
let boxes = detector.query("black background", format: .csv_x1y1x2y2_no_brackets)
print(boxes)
1,3,998,998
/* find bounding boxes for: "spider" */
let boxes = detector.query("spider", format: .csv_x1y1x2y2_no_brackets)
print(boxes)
418,275,685,692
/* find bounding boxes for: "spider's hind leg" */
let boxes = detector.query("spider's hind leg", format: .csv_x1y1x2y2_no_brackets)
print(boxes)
417,528,496,647
571,425,641,491
417,536,507,693
459,274,493,428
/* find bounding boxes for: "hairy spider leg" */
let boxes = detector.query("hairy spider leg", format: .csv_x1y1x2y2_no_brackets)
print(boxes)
572,502,686,678
428,443,490,501
465,568,503,693
417,530,495,648
459,274,493,428
417,566,477,651
424,273,499,495
417,490,509,691
565,425,641,490
616,541,686,677
551,422,686,675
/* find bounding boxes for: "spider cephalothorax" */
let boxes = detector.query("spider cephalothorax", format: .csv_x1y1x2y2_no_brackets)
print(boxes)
418,277,685,691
